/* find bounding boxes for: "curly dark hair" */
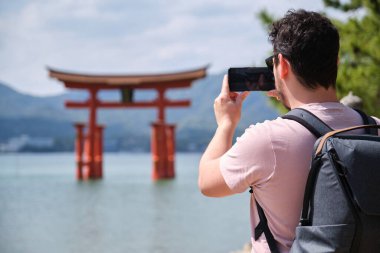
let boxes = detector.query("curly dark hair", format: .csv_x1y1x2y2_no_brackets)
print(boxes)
269,9,340,89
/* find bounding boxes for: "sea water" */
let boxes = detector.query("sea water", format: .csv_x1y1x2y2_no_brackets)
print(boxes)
0,153,250,253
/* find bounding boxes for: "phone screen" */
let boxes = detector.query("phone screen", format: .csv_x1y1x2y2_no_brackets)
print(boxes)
228,67,275,91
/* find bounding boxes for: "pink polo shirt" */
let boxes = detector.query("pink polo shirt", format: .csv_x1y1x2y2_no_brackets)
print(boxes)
220,102,380,253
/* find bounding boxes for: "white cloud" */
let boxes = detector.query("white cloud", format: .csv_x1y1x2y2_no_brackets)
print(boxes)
0,0,330,96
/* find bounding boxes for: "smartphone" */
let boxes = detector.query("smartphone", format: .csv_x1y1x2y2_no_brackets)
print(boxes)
228,67,275,91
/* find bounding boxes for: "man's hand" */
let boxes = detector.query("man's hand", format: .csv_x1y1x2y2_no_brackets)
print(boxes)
214,75,249,129
267,89,281,101
198,75,249,198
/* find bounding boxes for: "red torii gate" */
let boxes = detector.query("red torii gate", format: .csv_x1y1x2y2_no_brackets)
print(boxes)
48,66,207,180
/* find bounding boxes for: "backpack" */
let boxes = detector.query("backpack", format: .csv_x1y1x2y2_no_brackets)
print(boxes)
253,108,380,253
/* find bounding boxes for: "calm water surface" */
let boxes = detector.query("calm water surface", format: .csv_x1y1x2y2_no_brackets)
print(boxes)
0,153,250,253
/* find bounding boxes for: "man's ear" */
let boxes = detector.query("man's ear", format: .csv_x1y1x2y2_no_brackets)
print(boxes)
278,53,289,79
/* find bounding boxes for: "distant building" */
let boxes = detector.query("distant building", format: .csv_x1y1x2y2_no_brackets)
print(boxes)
0,135,29,152
27,137,54,148
0,135,54,152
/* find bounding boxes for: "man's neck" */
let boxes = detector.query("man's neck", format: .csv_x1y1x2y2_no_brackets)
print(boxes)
288,85,339,109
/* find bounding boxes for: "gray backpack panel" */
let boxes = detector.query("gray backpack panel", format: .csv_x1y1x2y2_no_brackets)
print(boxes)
287,109,380,253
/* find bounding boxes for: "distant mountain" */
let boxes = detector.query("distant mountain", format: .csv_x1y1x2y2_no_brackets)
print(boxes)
0,74,279,152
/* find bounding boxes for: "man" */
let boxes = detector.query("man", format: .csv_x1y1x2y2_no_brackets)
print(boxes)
198,9,380,253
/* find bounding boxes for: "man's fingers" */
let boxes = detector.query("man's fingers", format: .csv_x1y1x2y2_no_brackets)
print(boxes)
267,90,277,97
267,90,281,101
237,91,250,104
241,91,250,101
229,92,238,101
219,75,249,104
221,74,230,96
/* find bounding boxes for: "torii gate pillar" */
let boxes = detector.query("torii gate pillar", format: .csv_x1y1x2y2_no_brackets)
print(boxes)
151,87,176,180
151,122,176,179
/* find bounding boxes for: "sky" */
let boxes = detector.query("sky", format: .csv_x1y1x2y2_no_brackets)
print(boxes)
0,0,330,96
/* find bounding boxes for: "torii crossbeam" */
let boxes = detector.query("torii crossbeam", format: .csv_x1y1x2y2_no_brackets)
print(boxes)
48,66,207,180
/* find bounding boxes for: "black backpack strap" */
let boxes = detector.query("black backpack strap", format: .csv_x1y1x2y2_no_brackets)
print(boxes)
281,108,333,138
251,187,280,253
354,109,378,135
